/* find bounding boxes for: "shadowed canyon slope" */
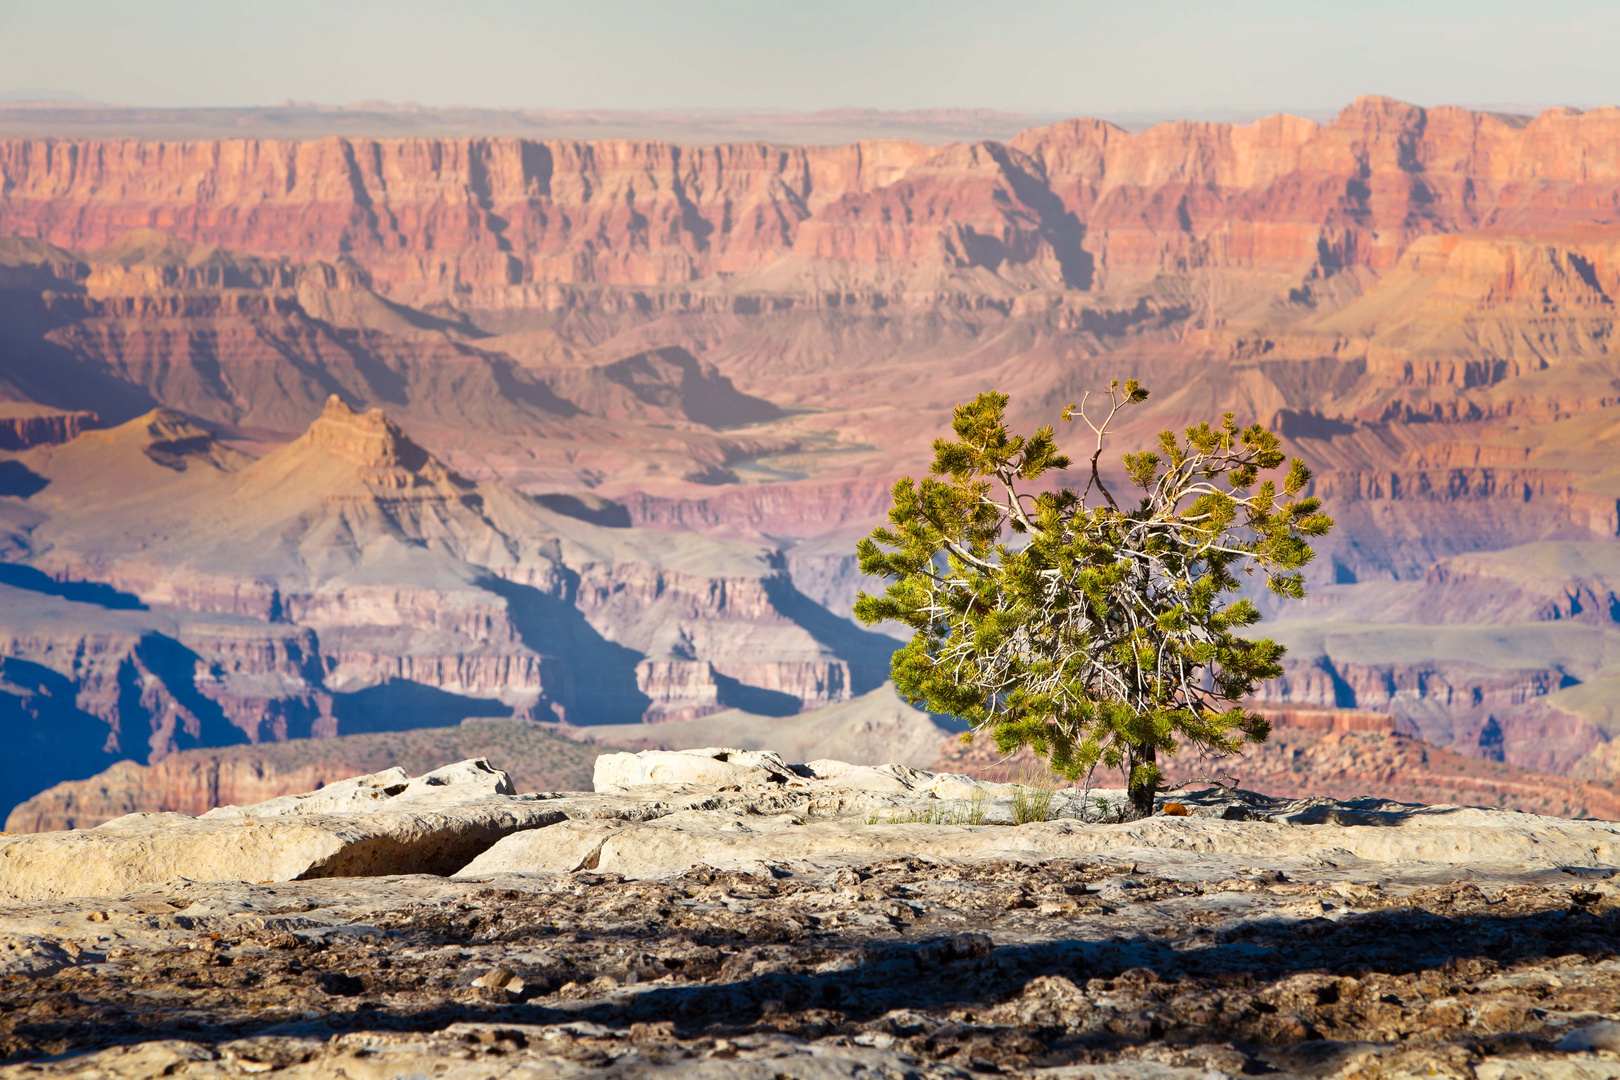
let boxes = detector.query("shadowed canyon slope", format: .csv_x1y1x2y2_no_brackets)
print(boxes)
5,95,1620,814
0,399,894,819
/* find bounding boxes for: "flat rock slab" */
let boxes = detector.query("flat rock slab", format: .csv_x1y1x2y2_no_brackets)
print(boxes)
462,805,1620,880
0,798,570,903
0,786,815,903
8,748,1618,908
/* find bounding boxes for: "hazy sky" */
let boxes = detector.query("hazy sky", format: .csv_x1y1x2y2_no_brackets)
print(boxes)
2,0,1616,116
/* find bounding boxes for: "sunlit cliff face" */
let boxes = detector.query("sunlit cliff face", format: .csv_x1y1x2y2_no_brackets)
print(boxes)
6,95,1620,817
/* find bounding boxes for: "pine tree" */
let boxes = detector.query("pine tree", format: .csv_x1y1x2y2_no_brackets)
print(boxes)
853,382,1334,818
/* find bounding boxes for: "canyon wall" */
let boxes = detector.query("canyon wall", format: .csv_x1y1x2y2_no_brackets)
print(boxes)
0,405,98,451
6,96,1620,808
5,98,1620,305
0,397,902,820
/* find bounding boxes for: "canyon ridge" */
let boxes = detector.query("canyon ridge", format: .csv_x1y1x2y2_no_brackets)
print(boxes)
4,95,1620,818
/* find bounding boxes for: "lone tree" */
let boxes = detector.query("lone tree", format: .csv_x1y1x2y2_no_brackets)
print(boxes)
853,382,1334,819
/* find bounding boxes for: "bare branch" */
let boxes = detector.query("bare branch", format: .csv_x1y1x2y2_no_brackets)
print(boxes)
1163,774,1241,792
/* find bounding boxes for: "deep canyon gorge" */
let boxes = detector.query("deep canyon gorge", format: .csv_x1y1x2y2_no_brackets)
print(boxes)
5,95,1620,822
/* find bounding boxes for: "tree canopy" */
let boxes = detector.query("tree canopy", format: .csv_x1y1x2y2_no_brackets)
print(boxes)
853,382,1335,817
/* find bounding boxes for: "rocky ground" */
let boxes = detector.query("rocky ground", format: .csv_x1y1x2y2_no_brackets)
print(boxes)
2,750,1618,1079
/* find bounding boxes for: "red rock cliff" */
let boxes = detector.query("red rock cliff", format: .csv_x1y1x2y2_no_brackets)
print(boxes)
6,97,1620,300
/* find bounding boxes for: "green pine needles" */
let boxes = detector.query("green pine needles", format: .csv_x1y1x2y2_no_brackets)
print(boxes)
853,381,1334,819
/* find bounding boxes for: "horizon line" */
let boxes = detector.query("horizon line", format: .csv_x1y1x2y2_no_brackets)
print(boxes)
2,96,1613,121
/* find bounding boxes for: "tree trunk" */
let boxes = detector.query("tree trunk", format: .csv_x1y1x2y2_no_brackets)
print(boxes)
1127,744,1157,820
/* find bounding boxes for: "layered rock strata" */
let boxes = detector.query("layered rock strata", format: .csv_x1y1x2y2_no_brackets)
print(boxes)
8,97,1620,806
0,400,898,819
8,99,1620,301
0,405,97,451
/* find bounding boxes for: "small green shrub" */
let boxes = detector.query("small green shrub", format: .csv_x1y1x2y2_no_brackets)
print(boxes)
1013,784,1054,825
1012,762,1059,824
871,790,991,826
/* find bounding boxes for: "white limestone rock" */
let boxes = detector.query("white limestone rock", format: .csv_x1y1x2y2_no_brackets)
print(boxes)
200,758,512,819
927,773,992,800
592,750,950,796
0,765,820,903
0,757,559,903
1555,1020,1620,1053
592,748,801,792
803,760,935,793
0,798,570,902
0,934,83,977
13,745,1620,905
399,758,516,801
460,805,1620,881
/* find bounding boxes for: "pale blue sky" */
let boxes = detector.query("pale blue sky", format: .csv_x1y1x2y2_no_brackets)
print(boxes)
1,0,1615,115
